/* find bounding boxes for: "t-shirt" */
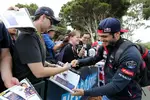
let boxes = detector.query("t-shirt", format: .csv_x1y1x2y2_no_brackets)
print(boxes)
0,22,11,92
62,43,79,63
13,32,46,84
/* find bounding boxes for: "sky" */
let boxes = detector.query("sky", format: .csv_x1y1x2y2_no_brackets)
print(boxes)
1,0,150,43
1,0,71,17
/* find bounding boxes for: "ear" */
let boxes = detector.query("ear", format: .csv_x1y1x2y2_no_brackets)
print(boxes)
39,14,45,21
114,32,120,38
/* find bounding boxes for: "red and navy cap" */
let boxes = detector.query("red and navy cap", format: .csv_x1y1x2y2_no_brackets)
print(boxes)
97,18,128,34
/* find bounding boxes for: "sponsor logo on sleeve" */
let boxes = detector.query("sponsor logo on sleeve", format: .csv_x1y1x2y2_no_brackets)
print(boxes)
118,73,131,80
121,68,134,76
126,61,137,69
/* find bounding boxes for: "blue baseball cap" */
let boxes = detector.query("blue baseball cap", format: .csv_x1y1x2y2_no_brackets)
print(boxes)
34,6,60,25
97,17,128,34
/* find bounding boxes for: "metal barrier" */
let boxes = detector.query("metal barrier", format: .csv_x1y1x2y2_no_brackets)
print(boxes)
34,81,45,100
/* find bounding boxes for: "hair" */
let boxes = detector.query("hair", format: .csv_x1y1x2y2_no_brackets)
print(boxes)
55,35,65,41
34,14,42,21
68,30,80,38
81,32,91,38
20,82,27,86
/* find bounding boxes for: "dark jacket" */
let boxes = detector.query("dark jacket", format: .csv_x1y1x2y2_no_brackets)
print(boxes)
78,38,142,100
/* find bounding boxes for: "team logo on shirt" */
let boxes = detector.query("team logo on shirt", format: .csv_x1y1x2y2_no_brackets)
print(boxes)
121,68,134,76
126,61,137,69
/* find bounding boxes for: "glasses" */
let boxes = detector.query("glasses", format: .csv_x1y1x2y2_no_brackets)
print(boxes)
46,16,53,25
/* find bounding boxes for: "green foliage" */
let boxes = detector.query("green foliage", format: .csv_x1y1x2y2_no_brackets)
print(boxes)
15,3,38,16
53,19,68,40
141,42,150,49
130,0,150,19
143,7,150,19
60,0,130,42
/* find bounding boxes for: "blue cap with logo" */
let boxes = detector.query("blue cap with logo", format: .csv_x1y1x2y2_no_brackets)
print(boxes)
34,6,60,25
98,17,128,34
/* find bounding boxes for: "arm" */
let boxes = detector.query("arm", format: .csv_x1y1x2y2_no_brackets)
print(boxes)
53,43,64,52
78,46,104,67
17,34,70,78
42,34,55,52
43,34,63,52
28,62,70,78
0,48,13,87
44,61,56,67
0,22,19,88
84,47,141,96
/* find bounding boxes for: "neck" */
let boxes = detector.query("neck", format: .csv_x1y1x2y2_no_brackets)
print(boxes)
116,36,121,41
33,21,42,33
11,35,16,40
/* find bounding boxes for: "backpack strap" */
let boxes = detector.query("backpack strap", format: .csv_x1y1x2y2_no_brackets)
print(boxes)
114,40,134,66
142,49,149,59
136,44,149,59
55,43,69,61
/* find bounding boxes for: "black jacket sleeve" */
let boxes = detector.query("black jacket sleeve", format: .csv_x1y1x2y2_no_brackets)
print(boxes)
0,22,11,48
78,46,104,67
84,46,142,96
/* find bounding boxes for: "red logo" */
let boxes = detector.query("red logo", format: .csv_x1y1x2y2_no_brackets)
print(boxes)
121,68,134,76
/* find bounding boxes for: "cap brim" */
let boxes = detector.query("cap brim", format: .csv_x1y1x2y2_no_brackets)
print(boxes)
120,29,128,33
51,16,60,25
120,29,128,35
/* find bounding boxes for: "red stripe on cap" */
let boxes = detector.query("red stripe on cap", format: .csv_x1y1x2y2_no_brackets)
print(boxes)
120,29,128,33
97,30,103,34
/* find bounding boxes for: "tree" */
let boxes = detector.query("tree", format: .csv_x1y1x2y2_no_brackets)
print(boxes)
122,3,144,41
15,3,38,16
59,0,130,42
54,19,68,40
122,0,150,42
129,0,150,19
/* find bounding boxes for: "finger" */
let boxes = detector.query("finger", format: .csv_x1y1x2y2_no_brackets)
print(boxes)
72,88,79,92
14,78,20,85
8,6,19,11
11,78,19,85
71,93,78,96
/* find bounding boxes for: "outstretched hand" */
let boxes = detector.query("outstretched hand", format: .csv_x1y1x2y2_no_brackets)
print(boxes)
71,60,78,68
71,88,84,96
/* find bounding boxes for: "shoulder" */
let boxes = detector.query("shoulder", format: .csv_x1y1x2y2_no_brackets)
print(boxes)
63,44,73,52
0,22,4,28
42,34,49,39
42,34,49,37
120,46,142,63
0,22,8,33
16,33,38,45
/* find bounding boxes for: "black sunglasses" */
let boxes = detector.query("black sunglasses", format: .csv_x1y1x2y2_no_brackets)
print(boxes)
46,16,53,25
